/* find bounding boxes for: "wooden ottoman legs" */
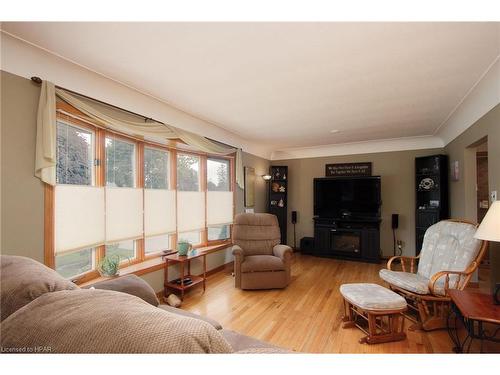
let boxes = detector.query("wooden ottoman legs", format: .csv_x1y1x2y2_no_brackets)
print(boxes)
342,300,407,344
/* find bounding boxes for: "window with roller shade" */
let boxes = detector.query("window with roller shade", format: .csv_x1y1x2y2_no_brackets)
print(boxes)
50,102,235,281
177,153,203,245
207,157,232,241
54,121,98,278
144,147,175,254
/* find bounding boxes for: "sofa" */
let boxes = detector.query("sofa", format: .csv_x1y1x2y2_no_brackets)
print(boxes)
0,255,287,353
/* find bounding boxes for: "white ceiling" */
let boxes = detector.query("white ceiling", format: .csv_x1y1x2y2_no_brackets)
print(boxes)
3,22,500,152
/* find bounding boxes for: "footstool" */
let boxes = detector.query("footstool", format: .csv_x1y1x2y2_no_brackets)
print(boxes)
340,283,407,344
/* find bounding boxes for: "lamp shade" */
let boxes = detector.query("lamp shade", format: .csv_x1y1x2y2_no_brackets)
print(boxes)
474,201,500,242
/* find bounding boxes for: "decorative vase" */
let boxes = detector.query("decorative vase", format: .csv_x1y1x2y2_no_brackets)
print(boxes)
177,241,192,256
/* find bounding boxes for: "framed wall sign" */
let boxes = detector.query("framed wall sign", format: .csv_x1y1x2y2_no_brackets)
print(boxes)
325,162,372,177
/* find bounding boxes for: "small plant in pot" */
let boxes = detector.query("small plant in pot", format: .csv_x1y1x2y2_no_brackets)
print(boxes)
97,254,123,277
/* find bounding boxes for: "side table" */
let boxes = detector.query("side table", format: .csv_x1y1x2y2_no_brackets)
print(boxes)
447,289,500,353
163,250,207,300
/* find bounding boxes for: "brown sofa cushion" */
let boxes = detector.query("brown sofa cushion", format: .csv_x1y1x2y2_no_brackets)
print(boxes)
0,255,78,321
241,255,285,273
0,289,232,353
158,305,222,330
88,274,160,307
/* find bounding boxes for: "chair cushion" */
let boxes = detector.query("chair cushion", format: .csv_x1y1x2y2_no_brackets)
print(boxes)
241,255,285,273
379,269,430,295
0,255,79,322
339,283,407,311
417,221,482,280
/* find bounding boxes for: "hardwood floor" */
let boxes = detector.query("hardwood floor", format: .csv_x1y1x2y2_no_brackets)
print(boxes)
181,253,494,353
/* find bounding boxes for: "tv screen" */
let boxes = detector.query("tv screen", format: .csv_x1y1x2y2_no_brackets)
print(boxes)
314,177,381,218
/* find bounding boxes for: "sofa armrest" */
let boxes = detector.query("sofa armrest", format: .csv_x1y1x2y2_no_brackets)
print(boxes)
87,274,159,306
387,255,419,273
273,244,293,262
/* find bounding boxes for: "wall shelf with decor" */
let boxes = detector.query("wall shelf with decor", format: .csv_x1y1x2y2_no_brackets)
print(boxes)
268,166,288,245
415,154,449,255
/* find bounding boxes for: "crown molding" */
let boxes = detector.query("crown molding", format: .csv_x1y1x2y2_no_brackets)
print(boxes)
435,53,500,146
271,135,444,160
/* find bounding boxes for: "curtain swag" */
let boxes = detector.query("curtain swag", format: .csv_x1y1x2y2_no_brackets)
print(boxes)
35,80,244,188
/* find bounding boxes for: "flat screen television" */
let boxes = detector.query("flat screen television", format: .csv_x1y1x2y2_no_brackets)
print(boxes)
314,176,381,219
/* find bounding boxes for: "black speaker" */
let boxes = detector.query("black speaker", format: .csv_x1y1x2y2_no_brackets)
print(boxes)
291,211,297,224
392,214,399,229
300,237,314,254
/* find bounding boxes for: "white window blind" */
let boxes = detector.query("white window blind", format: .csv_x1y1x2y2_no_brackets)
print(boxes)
105,187,143,243
177,191,205,232
207,191,233,226
144,189,176,237
55,185,105,253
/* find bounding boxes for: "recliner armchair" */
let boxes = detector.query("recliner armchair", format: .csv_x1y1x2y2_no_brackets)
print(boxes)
232,213,293,290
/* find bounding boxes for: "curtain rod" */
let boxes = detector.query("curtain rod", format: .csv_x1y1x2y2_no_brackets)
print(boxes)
30,76,238,150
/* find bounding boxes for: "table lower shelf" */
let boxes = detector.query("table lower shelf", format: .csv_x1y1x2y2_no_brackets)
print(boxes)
164,275,204,291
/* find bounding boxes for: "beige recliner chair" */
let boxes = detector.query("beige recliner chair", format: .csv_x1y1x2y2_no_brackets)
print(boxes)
232,213,293,290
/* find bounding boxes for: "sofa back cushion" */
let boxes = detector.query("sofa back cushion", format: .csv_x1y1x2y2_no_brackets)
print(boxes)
88,274,159,306
0,255,78,321
417,221,482,279
232,213,281,256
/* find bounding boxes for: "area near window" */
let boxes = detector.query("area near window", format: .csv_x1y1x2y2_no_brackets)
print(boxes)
48,102,235,281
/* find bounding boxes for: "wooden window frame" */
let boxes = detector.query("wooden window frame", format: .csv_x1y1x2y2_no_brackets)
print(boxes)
45,102,234,283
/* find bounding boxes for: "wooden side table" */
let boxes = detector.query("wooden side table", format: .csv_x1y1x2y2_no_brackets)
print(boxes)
163,251,207,300
447,290,500,353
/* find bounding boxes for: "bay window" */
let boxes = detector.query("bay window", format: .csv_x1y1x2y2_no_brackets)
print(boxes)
49,104,235,281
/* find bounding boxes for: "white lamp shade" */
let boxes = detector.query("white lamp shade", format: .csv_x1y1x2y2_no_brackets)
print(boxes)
474,201,500,242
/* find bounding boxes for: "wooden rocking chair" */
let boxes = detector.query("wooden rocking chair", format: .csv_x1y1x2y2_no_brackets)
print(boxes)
380,219,488,331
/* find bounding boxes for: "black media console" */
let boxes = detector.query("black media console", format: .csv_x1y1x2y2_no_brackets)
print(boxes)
313,217,381,263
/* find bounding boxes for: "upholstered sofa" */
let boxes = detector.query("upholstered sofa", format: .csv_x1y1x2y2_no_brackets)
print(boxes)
232,213,293,289
0,255,287,353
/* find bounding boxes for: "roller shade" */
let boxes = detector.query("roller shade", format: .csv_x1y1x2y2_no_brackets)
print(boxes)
207,191,233,226
105,187,143,243
177,191,205,232
55,185,105,253
144,189,176,236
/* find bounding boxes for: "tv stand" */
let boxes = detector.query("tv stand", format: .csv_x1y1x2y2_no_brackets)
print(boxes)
313,217,380,263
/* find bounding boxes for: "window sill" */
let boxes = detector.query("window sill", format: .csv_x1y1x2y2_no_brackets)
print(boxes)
78,242,232,287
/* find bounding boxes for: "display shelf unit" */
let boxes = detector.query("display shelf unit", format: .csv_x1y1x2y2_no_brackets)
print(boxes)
268,166,288,245
415,154,449,255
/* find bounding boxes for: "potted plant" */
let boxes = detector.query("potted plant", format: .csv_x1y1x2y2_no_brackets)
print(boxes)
97,254,122,277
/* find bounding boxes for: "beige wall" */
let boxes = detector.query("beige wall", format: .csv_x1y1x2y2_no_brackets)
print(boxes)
277,149,444,257
444,103,500,289
0,71,268,292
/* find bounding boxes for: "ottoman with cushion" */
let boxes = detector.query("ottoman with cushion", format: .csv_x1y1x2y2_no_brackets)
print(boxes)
340,283,407,344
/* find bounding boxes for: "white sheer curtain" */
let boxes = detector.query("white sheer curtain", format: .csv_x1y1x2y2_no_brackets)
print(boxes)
35,81,244,188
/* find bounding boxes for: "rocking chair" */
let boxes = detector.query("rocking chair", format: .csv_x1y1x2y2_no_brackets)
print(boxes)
379,219,488,331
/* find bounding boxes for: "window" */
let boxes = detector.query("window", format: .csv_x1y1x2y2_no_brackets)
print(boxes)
177,154,200,191
145,234,172,254
106,136,136,187
55,248,95,279
56,121,94,185
207,157,230,191
207,157,232,242
208,225,230,241
50,102,235,282
105,240,136,261
144,147,169,189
